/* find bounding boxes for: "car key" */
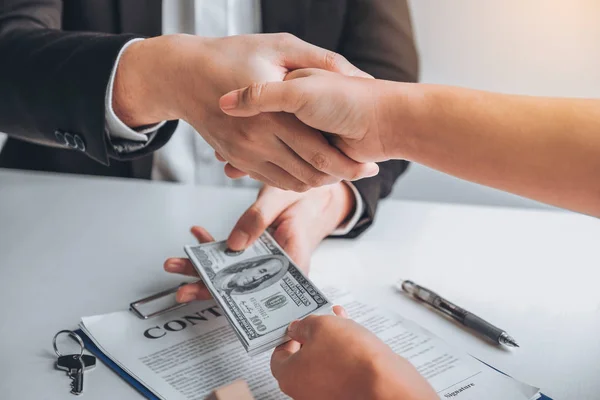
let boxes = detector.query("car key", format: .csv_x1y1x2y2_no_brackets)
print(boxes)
56,354,96,395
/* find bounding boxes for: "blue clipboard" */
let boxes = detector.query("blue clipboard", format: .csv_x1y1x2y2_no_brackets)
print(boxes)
476,358,552,400
76,329,159,400
77,329,552,400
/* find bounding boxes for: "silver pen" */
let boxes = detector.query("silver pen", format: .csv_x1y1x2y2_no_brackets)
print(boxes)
397,280,519,348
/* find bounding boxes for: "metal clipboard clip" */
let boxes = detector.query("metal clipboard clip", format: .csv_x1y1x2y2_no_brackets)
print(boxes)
129,282,197,319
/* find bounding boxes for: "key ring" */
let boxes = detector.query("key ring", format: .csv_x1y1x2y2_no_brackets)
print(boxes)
53,330,85,358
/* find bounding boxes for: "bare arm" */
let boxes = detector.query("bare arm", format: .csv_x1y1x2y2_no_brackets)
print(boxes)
386,85,600,216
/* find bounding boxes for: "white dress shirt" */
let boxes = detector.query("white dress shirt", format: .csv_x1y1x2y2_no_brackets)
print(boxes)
104,0,364,235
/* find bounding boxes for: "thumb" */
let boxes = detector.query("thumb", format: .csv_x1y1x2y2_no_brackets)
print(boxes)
286,316,320,344
227,187,300,251
270,339,301,380
220,81,305,117
332,305,349,318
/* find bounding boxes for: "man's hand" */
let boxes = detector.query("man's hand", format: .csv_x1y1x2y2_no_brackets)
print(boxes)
163,226,214,303
164,182,355,302
113,34,379,192
226,183,355,271
219,68,417,164
271,306,439,400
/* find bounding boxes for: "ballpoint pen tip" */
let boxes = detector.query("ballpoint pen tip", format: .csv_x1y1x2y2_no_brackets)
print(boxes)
499,333,519,348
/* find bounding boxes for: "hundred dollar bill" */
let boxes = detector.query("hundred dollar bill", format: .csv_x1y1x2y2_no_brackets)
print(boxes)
184,232,332,355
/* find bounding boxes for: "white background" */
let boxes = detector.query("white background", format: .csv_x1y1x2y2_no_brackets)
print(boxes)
394,0,600,209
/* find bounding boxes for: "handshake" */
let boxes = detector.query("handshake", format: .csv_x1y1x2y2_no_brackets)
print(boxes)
115,33,408,192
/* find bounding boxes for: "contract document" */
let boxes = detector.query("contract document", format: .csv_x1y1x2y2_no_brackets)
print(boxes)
79,286,541,399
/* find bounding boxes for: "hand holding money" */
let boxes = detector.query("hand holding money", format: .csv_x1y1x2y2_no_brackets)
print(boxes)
165,180,356,303
226,184,356,271
184,231,332,355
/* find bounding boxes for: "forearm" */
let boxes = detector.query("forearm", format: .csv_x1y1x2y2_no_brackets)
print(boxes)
385,83,600,215
335,0,418,236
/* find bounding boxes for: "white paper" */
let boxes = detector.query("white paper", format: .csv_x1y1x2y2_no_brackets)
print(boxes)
80,287,540,400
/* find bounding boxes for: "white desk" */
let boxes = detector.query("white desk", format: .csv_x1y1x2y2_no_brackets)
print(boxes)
1,169,598,399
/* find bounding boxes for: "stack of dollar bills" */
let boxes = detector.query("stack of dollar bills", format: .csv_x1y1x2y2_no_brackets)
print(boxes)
184,232,332,356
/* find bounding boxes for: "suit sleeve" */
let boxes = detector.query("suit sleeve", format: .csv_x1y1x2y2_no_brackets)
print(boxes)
337,0,419,238
0,0,176,166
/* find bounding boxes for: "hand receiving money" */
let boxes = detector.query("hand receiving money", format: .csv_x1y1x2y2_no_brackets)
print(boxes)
271,306,438,400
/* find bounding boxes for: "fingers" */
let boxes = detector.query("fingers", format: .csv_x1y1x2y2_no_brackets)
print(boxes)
225,127,324,191
271,123,340,187
165,227,213,275
275,115,379,182
176,282,212,303
165,227,214,303
222,90,379,182
214,151,226,162
190,226,215,243
284,68,338,81
242,121,339,189
256,162,311,192
270,339,301,380
219,153,250,180
286,316,320,344
223,163,248,179
271,219,310,273
220,80,302,117
164,257,199,277
285,308,348,344
247,171,279,188
284,67,374,82
275,33,372,78
227,188,301,250
332,305,349,318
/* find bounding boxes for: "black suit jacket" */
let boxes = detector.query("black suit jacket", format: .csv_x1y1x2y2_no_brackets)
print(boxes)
0,0,419,237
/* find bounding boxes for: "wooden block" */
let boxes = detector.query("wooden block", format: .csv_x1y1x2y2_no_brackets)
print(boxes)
205,380,255,400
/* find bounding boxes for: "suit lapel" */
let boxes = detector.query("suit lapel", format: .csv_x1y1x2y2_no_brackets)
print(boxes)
261,0,346,51
118,0,162,36
261,0,311,38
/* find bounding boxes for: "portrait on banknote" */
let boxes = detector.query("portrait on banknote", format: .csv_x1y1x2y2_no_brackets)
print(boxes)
213,255,289,295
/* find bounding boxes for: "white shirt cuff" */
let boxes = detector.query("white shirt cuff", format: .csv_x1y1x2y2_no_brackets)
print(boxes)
331,182,365,236
105,38,167,142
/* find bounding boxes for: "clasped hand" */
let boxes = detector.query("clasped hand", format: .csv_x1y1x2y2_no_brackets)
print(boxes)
116,34,379,191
